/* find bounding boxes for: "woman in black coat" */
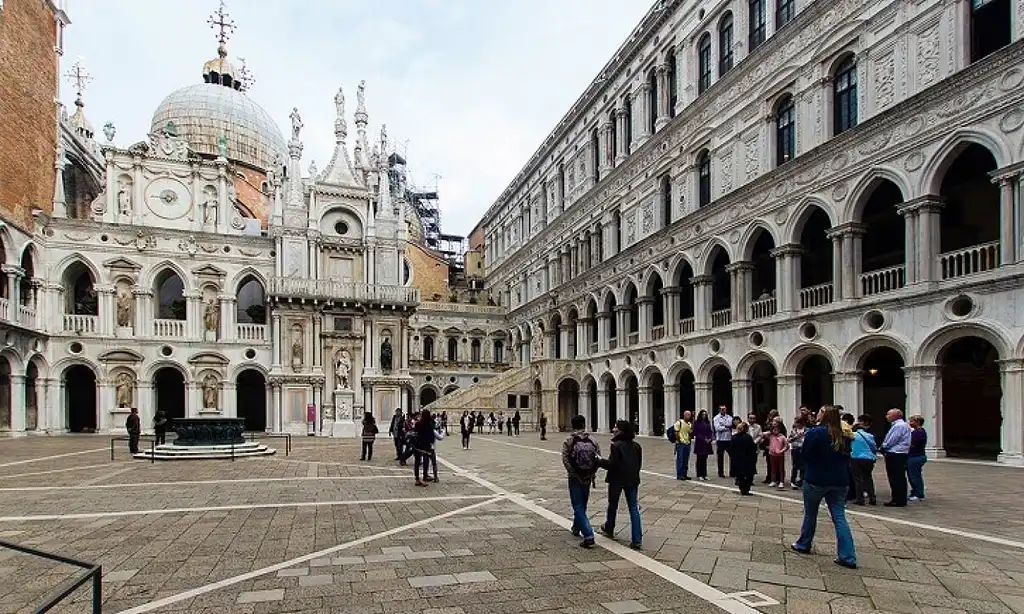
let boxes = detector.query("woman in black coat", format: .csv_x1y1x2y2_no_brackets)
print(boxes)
729,422,758,495
412,410,435,487
597,420,644,549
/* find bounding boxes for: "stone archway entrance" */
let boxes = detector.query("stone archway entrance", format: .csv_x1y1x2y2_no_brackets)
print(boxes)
941,336,1002,460
649,372,665,436
64,365,97,433
419,387,438,408
861,347,905,435
710,365,733,411
799,356,834,411
586,379,598,431
749,361,777,423
236,369,267,432
557,379,579,431
154,367,186,421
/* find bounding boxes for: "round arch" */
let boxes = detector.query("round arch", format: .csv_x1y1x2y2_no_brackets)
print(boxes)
840,334,913,372
0,349,25,377
418,385,440,407
52,356,101,380
319,203,368,231
699,239,734,276
665,360,697,383
598,370,618,388
735,350,780,378
669,253,698,280
921,130,1012,195
915,322,1014,366
0,225,15,263
781,343,840,375
145,260,193,293
844,167,914,222
229,361,269,381
25,353,50,379
230,267,269,294
618,368,639,387
785,197,838,244
639,364,664,388
738,221,782,262
143,360,190,383
554,374,580,390
697,356,732,381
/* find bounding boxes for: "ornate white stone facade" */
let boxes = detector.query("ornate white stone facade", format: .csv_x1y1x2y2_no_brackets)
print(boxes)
473,0,1024,465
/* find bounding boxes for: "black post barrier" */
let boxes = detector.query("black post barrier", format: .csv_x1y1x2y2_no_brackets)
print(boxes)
149,438,155,464
0,540,102,614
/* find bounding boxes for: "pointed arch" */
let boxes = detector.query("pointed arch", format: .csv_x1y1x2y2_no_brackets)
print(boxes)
55,253,102,285
145,260,192,292
738,221,781,261
619,279,639,304
0,225,14,263
699,239,733,276
786,196,838,243
230,267,268,294
19,241,40,267
921,129,1012,196
641,267,666,297
845,167,913,222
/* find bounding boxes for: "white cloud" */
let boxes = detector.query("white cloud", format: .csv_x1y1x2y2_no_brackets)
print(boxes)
64,0,650,236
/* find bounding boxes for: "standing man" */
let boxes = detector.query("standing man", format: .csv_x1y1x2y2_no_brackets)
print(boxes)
713,405,734,478
126,407,141,454
539,413,548,441
881,409,911,507
562,414,601,548
388,408,406,463
673,410,694,480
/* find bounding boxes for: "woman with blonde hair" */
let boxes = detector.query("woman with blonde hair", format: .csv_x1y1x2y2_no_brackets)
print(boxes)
791,405,857,569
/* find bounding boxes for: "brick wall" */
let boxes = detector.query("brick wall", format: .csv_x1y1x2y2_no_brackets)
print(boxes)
0,0,58,232
406,242,449,301
232,166,269,227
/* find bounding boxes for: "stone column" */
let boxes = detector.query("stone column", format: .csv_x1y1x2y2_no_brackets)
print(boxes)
184,292,202,340
39,377,54,433
136,380,153,430
638,386,652,435
770,245,801,312
579,387,592,424
597,312,610,352
896,201,920,284
916,200,943,283
662,287,680,336
996,175,1018,265
691,275,713,330
637,297,653,343
776,375,800,428
664,384,680,429
832,370,862,424
732,378,752,420
615,107,628,164
615,387,628,424
271,313,283,368
655,63,670,131
312,314,323,371
694,382,712,415
726,262,752,323
222,380,237,418
575,319,586,358
558,324,571,359
94,284,114,335
271,383,283,433
615,306,629,347
998,359,1024,466
219,294,236,342
601,121,614,172
634,85,651,147
596,389,610,433
98,378,115,432
9,375,25,435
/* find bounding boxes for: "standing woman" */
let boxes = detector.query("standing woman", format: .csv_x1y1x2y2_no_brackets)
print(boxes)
460,410,472,450
728,422,758,496
412,409,435,487
907,415,928,501
791,405,857,569
512,410,521,436
693,410,714,481
360,412,378,461
597,420,644,549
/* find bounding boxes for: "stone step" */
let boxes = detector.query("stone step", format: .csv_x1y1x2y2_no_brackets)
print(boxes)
133,442,277,461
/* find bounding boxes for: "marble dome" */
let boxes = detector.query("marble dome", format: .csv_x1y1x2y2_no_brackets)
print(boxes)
150,83,285,171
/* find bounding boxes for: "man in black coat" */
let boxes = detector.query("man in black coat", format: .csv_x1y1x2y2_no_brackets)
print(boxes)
126,408,141,454
388,409,405,462
597,420,644,549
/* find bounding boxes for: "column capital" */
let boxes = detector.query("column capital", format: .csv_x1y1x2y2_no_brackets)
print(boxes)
996,358,1024,373
826,222,867,239
637,296,656,306
1,264,25,277
597,311,611,320
896,195,944,216
660,286,682,296
776,374,801,384
769,243,804,258
990,161,1024,184
614,305,631,313
690,274,714,286
724,261,754,274
663,384,679,393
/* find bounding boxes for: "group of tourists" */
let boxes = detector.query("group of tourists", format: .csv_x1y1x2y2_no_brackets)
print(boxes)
456,409,523,449
359,408,446,486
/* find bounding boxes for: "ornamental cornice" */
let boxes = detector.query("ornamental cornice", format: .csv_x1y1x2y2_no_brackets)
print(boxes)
825,222,867,238
896,196,945,216
990,162,1024,183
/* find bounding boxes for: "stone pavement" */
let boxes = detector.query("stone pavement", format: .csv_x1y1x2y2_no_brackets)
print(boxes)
0,433,1021,614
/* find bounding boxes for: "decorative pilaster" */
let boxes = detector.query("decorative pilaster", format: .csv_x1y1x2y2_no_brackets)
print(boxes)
997,359,1024,466
615,107,628,164
655,63,671,130
638,386,652,436
637,297,654,343
770,244,802,312
690,274,714,330
661,287,680,336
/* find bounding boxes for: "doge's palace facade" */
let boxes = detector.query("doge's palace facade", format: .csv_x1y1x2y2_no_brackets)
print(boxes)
474,0,1024,465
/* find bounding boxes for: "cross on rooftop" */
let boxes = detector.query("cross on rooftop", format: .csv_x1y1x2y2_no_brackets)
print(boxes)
237,57,255,92
208,0,236,46
64,59,92,98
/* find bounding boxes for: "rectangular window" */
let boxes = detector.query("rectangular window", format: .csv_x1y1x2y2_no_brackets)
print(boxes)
519,395,529,408
970,0,1011,62
719,20,734,75
776,0,795,27
749,0,766,50
508,395,516,409
698,39,712,94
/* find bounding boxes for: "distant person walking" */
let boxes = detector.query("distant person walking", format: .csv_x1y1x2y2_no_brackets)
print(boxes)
460,410,472,450
388,408,406,463
512,411,521,436
360,412,378,461
152,409,168,446
540,413,548,441
126,407,141,454
598,420,643,549
562,414,600,548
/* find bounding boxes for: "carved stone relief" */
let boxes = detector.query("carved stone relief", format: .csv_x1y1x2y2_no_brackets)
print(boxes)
720,150,734,194
874,52,896,110
917,24,940,87
744,136,760,181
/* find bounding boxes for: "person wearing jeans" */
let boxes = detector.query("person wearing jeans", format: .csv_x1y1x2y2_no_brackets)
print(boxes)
907,415,928,501
712,406,733,478
850,415,878,505
791,405,857,569
673,411,693,480
881,409,912,507
562,414,600,548
599,420,644,549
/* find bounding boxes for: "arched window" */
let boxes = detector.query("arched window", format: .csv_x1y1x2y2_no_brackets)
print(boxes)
647,68,658,134
608,109,618,165
591,127,601,182
470,339,481,363
777,0,795,27
236,276,266,324
749,0,766,50
667,50,678,117
697,34,712,94
493,340,504,363
612,211,622,254
423,336,434,361
971,0,1011,62
833,56,858,135
661,174,672,226
154,269,186,320
623,95,633,154
718,13,734,76
697,150,712,207
447,337,458,362
775,94,796,166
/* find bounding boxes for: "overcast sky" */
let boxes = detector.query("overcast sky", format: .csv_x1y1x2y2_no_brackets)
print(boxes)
63,1,650,236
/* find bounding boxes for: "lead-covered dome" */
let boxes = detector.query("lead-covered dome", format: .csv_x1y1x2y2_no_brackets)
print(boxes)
150,83,285,170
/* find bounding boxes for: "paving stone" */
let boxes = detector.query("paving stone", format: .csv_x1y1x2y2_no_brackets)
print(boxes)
408,574,459,588
103,569,138,583
236,588,285,604
454,570,497,583
601,600,650,613
276,568,309,578
297,573,333,587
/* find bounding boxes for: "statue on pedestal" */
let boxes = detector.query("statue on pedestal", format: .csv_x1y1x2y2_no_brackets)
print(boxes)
115,372,134,408
335,350,351,390
117,181,132,217
203,299,219,335
380,338,393,372
202,374,218,409
116,289,133,327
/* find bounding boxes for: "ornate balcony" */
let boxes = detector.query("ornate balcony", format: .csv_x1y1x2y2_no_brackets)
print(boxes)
940,242,999,280
153,318,187,338
269,277,419,306
237,323,268,342
63,313,98,334
860,266,905,297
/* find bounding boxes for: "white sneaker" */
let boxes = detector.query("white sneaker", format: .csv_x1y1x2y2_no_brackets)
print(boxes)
777,483,786,490
771,482,779,488
909,496,920,501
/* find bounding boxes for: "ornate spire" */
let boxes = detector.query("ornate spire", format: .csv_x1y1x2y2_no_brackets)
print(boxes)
237,57,255,92
320,86,359,188
354,80,370,170
207,0,236,59
333,87,348,138
203,1,241,89
63,59,94,138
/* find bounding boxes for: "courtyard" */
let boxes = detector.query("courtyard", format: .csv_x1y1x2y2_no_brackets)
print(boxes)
0,433,1022,614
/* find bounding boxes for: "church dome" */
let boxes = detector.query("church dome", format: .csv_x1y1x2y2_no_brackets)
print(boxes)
150,82,285,170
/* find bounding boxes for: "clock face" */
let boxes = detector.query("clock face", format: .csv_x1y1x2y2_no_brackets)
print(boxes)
144,177,192,220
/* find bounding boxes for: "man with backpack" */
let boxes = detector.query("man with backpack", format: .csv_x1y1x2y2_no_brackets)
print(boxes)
669,410,694,480
561,414,601,548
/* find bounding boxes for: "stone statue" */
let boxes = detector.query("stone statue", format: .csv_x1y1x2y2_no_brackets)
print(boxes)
380,338,393,372
203,199,218,225
115,372,134,408
117,181,132,217
334,87,345,118
202,374,218,409
289,107,303,140
357,81,365,110
217,135,228,158
203,299,218,333
291,337,303,369
335,350,351,390
338,400,351,420
116,289,133,327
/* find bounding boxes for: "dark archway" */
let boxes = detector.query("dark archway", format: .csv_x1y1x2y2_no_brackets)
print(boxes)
937,143,1000,278
25,361,39,431
64,365,97,433
941,337,1001,459
154,367,186,421
557,379,580,431
236,369,267,432
677,369,696,417
623,374,640,429
419,387,438,408
749,361,777,423
798,207,834,307
710,365,733,411
649,372,665,436
858,179,906,295
709,248,731,325
0,358,9,430
587,379,598,430
603,376,618,427
799,355,834,410
861,347,905,439
749,230,777,314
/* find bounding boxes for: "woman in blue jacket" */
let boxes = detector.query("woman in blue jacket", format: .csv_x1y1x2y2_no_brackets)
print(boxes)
791,405,857,569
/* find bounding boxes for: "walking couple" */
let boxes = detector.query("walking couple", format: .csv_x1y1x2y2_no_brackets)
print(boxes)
563,415,643,550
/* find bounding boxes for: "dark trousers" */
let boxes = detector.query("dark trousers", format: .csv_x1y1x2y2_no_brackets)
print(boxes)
154,429,166,446
540,425,547,440
790,447,804,485
413,450,431,481
128,431,140,454
735,474,753,495
768,455,786,484
695,454,709,478
513,423,520,436
392,436,403,459
461,431,470,448
716,440,731,477
884,453,909,505
360,441,374,461
850,459,876,502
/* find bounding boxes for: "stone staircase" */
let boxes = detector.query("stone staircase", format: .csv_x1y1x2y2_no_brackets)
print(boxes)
425,365,532,414
134,441,277,461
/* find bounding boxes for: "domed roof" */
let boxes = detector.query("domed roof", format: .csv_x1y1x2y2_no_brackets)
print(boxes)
150,82,285,170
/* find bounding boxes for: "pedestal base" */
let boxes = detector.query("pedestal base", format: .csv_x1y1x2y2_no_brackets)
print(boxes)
134,441,276,461
204,330,217,342
330,421,358,438
115,326,133,339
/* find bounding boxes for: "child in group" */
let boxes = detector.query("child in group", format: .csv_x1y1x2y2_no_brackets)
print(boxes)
767,423,790,488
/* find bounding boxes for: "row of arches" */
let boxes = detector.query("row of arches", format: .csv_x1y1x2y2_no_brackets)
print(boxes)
417,333,506,364
546,332,1004,460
